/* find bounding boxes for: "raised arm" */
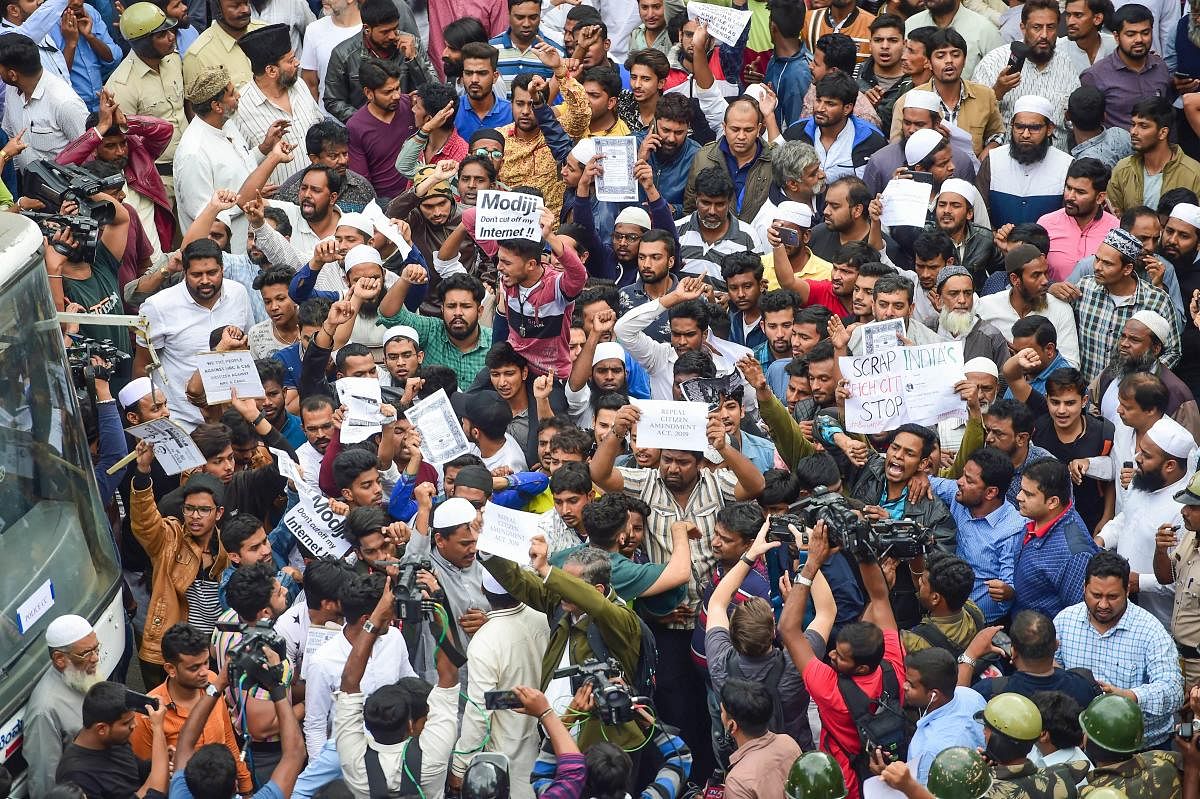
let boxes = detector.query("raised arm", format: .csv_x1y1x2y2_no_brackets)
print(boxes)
707,518,778,630
589,404,636,493
641,520,696,596
707,412,766,499
1002,348,1039,403
183,189,241,250
779,519,834,671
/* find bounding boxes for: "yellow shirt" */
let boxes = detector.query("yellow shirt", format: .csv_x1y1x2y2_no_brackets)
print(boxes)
762,248,832,291
182,20,265,91
105,52,187,163
499,76,590,220
584,117,631,138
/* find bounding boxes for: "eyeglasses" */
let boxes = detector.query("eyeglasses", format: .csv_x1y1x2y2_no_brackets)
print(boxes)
612,232,643,243
66,643,101,661
1012,122,1046,133
473,147,503,159
182,504,217,516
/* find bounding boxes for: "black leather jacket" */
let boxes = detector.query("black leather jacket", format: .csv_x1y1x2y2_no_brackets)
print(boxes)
323,34,436,123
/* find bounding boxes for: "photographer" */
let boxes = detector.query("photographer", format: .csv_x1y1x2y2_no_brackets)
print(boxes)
483,536,645,749
334,576,459,799
169,650,306,799
212,563,293,787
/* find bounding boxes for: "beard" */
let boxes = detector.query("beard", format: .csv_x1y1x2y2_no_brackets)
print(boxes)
1010,137,1052,165
448,319,480,341
443,58,464,79
62,662,105,694
279,68,298,89
1017,282,1048,310
939,308,975,338
1109,348,1158,379
1133,469,1167,492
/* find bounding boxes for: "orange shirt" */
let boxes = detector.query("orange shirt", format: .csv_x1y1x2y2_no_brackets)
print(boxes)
129,680,254,794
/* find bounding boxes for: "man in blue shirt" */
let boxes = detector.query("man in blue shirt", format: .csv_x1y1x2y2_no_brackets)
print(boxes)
636,93,700,216
903,648,986,784
487,0,563,88
715,385,778,472
455,42,513,141
50,0,119,112
1005,314,1071,399
929,447,1026,622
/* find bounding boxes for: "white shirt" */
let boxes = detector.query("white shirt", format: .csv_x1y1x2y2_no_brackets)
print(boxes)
303,627,418,759
172,115,261,248
974,288,1081,367
1058,32,1117,73
451,604,549,799
299,16,361,116
2,71,86,168
233,77,323,184
296,440,323,495
136,280,253,429
251,0,315,60
476,434,528,472
1098,470,1189,627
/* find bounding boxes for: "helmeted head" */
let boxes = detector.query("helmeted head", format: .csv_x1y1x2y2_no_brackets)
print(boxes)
785,752,846,799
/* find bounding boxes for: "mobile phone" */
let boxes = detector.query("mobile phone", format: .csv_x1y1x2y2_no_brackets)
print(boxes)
992,631,1013,659
778,227,800,247
1181,721,1195,740
1006,42,1029,74
125,689,161,714
1178,73,1196,80
483,690,525,710
908,171,935,185
1123,461,1134,469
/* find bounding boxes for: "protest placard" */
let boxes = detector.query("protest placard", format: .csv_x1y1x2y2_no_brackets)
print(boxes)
861,319,906,355
281,495,351,559
477,502,541,563
630,399,710,450
839,341,965,434
337,377,388,444
404,388,471,464
196,350,265,403
686,1,752,45
474,190,544,240
127,417,206,475
594,137,639,202
270,447,313,495
880,178,932,228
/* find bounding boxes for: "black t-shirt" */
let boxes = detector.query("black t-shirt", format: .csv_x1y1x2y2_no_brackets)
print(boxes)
1026,390,1115,533
973,667,1103,710
56,741,150,799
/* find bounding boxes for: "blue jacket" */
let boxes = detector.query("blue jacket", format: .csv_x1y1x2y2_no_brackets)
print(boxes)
765,51,812,130
637,133,701,217
218,490,302,610
387,471,550,522
576,193,680,287
783,116,886,178
1012,504,1100,620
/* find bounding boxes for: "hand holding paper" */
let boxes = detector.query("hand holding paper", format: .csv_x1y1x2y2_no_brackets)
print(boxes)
880,179,932,228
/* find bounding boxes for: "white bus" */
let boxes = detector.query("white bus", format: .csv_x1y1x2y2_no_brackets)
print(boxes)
0,213,125,787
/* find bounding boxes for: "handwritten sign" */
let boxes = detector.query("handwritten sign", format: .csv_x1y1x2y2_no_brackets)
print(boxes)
840,341,965,434
630,399,710,451
594,136,639,202
686,1,752,46
195,350,264,403
474,190,544,241
281,495,351,559
478,502,541,563
126,417,206,475
404,389,471,464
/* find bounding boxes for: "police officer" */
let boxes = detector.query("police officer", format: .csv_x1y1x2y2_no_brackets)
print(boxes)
976,693,1089,798
1079,694,1183,798
785,752,847,799
879,746,995,799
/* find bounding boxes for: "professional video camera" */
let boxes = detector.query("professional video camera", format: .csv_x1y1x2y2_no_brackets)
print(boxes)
64,334,130,432
393,557,434,627
767,486,933,562
21,160,124,263
552,657,637,726
213,620,289,695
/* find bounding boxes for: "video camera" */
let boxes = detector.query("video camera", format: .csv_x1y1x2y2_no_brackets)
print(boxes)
553,657,637,726
767,486,933,562
393,557,434,628
213,620,289,695
65,334,130,434
21,160,124,263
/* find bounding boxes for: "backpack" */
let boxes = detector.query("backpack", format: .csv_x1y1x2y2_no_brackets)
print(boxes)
909,604,986,659
550,604,659,701
715,649,787,769
837,661,913,785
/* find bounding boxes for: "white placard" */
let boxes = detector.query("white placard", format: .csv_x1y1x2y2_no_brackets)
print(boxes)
839,341,966,434
281,495,352,559
404,388,471,464
363,200,412,258
594,136,639,202
474,190,545,241
300,622,343,680
126,417,206,475
880,178,932,228
270,447,313,495
337,377,386,444
478,502,541,563
861,318,906,355
686,1,752,46
630,398,710,451
16,579,54,634
195,350,265,403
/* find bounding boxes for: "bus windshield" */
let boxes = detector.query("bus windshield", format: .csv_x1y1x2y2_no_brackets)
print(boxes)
0,236,121,711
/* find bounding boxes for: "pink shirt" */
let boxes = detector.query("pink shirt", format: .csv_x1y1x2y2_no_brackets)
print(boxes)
1037,207,1120,282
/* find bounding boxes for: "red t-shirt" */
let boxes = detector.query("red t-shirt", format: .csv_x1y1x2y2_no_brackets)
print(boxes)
802,629,905,798
804,280,851,317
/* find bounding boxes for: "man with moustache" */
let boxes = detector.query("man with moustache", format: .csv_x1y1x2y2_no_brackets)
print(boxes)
618,229,679,343
864,89,974,197
638,93,699,216
273,122,377,213
932,264,1010,366
685,97,777,225
976,96,1072,229
233,23,322,186
783,72,886,184
1060,0,1116,71
1080,3,1172,130
978,243,1081,366
455,42,513,141
25,616,106,799
925,177,999,284
1038,158,1120,282
1107,97,1200,214
182,0,263,87
347,58,417,200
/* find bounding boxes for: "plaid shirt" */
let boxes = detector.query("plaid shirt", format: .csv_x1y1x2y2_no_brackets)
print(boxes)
1054,600,1182,744
375,305,493,389
1075,276,1179,383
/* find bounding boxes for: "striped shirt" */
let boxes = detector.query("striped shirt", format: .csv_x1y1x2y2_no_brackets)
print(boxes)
971,45,1079,150
1055,600,1182,745
185,578,222,636
1074,275,1180,384
802,7,875,72
233,78,324,185
618,466,738,630
676,211,764,284
487,29,564,89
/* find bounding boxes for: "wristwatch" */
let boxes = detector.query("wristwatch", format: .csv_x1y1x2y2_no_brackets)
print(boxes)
362,619,380,635
957,653,978,668
204,683,221,698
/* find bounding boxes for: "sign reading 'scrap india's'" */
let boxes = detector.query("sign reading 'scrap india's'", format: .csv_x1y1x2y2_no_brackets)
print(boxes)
840,341,966,434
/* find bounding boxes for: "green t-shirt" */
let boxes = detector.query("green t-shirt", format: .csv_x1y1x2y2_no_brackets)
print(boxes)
63,245,131,356
549,546,686,616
